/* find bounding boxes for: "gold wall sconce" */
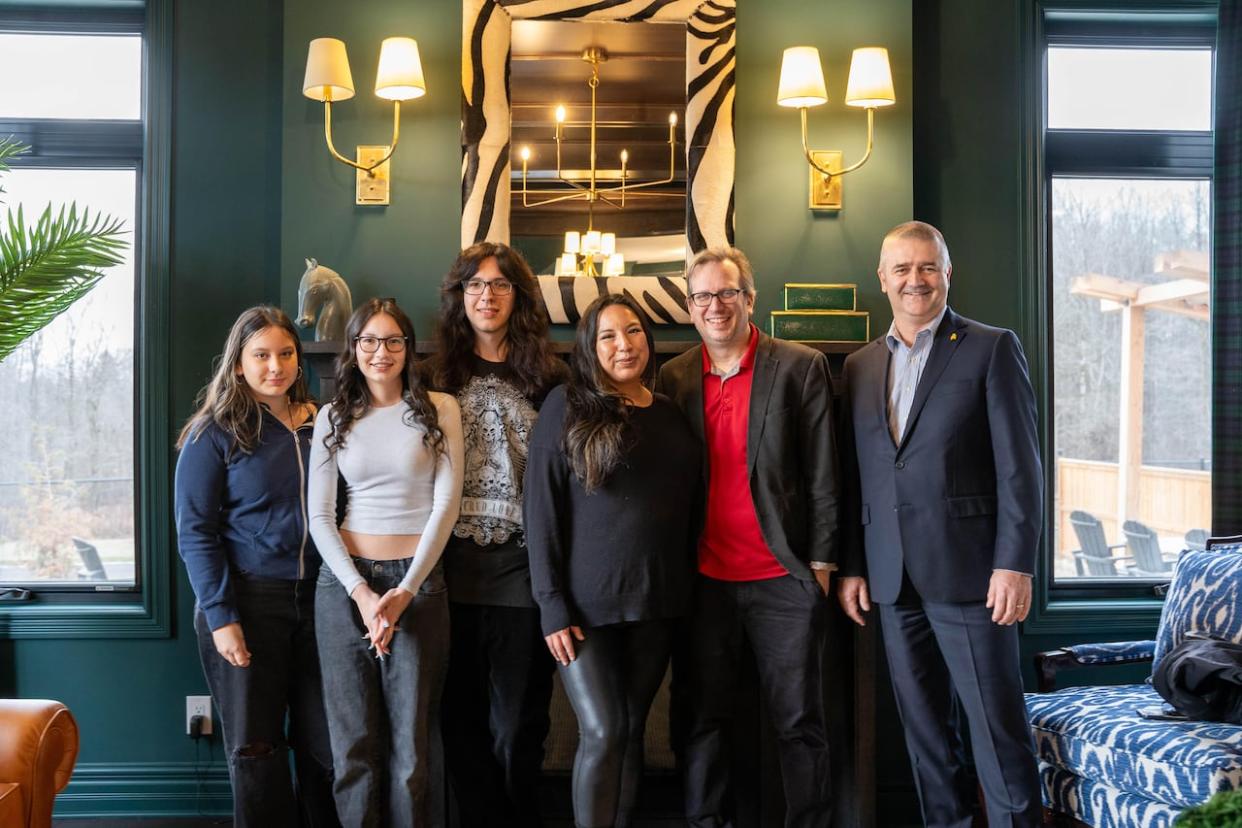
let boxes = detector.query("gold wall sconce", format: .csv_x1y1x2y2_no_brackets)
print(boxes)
777,46,895,211
302,36,426,206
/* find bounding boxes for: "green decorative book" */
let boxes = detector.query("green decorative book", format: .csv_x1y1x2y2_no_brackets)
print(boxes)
770,310,870,343
783,283,856,311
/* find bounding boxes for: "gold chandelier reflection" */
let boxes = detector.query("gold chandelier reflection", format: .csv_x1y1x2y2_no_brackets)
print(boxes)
517,46,680,253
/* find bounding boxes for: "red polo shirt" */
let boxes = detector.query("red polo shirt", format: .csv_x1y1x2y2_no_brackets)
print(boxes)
698,326,788,581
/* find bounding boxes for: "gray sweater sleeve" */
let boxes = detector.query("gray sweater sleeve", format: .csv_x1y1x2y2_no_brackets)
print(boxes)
395,394,464,595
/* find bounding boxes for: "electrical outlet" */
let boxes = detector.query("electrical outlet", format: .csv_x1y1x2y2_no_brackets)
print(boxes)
186,695,213,736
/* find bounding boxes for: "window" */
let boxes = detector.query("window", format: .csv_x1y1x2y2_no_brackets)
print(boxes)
0,6,171,635
1044,15,1214,590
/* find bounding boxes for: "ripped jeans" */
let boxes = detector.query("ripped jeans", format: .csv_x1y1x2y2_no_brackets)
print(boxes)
194,571,339,827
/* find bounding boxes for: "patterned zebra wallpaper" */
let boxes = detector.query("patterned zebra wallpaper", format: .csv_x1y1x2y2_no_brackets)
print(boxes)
461,0,737,257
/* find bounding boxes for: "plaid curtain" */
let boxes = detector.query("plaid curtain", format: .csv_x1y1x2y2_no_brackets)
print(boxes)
1214,0,1242,535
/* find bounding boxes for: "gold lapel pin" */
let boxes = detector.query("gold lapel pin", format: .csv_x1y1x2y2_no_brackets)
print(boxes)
950,332,958,342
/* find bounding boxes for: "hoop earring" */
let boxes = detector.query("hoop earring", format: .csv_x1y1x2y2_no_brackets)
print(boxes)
296,365,304,379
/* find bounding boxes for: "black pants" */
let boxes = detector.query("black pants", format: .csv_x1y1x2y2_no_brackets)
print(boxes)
559,620,673,828
194,572,338,828
683,574,832,828
443,602,554,828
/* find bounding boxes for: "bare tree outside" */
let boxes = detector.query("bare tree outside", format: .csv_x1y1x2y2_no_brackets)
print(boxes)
0,168,136,584
1051,177,1211,579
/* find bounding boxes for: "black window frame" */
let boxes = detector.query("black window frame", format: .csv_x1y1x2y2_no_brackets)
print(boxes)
1025,3,1217,633
0,1,173,637
1023,1,1217,635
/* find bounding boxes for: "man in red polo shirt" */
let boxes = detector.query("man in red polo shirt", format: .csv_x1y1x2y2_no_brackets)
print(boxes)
658,247,839,828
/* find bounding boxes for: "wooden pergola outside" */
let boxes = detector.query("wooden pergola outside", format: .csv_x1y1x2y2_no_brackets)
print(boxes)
1069,249,1210,525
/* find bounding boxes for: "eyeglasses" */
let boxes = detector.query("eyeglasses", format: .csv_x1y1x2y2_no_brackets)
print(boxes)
688,288,746,308
462,278,514,296
355,335,408,353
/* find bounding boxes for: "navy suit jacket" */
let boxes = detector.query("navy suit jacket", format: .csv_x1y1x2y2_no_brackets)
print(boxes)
840,308,1042,604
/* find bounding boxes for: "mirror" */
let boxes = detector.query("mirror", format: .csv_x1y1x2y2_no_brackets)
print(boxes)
461,0,737,261
508,21,686,278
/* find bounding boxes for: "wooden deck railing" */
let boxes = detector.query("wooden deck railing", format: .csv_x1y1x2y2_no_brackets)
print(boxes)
1054,458,1211,557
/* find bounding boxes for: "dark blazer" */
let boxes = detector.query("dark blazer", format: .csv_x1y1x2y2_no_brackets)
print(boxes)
657,330,840,580
840,307,1041,604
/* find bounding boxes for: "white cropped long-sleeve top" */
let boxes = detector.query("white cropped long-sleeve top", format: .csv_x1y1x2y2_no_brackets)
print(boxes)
307,392,464,597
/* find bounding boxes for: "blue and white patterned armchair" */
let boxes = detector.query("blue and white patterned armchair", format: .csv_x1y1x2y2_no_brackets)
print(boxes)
1025,538,1242,827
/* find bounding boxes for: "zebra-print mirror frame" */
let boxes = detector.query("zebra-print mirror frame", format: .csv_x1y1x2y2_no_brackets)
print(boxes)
461,0,736,258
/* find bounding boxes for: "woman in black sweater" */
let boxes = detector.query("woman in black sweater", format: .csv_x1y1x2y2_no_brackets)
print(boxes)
524,293,702,828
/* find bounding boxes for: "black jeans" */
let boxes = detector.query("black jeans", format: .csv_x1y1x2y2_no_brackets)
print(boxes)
443,602,553,828
683,574,832,828
194,572,338,828
559,619,673,828
315,557,449,828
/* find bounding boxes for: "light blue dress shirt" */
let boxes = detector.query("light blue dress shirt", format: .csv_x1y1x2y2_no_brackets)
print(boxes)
884,306,948,444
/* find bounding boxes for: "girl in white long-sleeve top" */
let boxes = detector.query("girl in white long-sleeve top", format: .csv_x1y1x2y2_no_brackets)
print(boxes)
307,297,463,827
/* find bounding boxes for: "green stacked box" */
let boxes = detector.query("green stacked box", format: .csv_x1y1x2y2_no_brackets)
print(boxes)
770,282,870,343
783,283,856,311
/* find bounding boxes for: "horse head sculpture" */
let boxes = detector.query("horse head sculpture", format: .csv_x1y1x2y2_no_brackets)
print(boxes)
296,258,353,342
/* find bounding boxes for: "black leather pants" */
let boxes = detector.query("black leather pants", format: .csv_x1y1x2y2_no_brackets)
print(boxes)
558,619,673,828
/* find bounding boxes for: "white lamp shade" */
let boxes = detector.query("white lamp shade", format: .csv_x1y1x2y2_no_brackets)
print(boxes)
601,232,616,257
375,37,426,101
604,253,625,276
777,46,828,108
845,47,895,108
564,231,581,255
304,38,356,102
583,230,602,254
560,253,578,276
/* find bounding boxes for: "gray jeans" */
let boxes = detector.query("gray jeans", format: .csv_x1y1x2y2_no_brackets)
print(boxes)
315,557,449,827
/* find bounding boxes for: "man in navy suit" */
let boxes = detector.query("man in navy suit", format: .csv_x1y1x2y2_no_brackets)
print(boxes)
838,221,1042,827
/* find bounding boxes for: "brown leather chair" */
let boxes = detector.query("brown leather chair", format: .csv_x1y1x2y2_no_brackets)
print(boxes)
0,700,79,828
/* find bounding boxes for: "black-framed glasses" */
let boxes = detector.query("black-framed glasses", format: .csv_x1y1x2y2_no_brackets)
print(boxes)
355,335,408,353
462,278,514,295
688,288,745,308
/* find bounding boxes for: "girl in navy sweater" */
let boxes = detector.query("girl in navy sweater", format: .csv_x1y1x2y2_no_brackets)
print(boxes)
174,305,337,827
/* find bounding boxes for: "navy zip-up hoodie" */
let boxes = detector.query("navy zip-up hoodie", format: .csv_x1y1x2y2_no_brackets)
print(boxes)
174,408,319,630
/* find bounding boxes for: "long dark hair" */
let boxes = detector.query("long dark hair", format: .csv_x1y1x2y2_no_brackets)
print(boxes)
323,298,444,457
177,305,311,455
424,242,564,397
562,294,656,493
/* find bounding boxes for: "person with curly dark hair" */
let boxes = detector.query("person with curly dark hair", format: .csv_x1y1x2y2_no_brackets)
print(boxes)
175,305,338,827
423,243,566,826
524,293,702,828
307,298,464,826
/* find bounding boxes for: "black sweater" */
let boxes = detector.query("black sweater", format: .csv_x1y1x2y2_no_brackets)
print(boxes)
524,385,703,635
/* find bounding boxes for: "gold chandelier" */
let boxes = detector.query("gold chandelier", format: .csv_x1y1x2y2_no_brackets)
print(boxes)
517,47,680,277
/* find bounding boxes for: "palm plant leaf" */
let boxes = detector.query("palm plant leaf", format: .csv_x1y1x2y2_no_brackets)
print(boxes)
0,201,128,362
0,137,28,198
